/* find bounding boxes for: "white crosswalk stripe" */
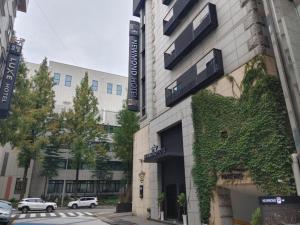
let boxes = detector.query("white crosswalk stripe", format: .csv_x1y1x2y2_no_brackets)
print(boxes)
59,212,66,217
13,211,94,220
19,214,26,219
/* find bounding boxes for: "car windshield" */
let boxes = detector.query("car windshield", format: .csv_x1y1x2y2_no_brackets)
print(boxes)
0,202,11,210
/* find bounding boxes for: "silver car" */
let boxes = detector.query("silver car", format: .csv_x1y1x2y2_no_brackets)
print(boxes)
0,201,12,225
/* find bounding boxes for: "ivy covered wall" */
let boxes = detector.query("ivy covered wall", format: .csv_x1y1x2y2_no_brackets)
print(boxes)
191,56,296,223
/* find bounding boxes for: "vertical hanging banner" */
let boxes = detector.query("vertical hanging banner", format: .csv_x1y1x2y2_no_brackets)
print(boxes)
127,21,140,111
0,42,23,119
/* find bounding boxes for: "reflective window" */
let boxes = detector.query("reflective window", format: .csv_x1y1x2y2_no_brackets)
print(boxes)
107,83,113,94
116,85,122,96
92,80,98,91
53,73,60,85
65,75,72,87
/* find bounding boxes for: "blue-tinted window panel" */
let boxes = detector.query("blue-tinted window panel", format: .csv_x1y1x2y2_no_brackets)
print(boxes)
65,75,72,87
92,80,98,91
107,83,113,94
116,85,122,96
53,73,60,85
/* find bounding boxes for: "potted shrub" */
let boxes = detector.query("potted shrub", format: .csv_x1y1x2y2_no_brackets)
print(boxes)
177,193,187,225
157,192,166,221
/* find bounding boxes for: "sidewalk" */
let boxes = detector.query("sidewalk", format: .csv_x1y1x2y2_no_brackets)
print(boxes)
95,212,182,225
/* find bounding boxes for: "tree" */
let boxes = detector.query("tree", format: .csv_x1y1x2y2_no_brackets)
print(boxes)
40,113,65,197
65,73,104,197
0,58,55,199
113,106,139,202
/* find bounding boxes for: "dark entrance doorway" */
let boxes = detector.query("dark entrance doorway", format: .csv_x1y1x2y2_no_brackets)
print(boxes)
160,123,186,220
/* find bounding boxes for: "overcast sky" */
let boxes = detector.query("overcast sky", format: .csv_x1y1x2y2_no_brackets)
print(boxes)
15,0,136,76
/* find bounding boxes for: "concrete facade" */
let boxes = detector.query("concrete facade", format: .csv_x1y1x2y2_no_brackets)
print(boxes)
130,0,279,224
0,0,29,200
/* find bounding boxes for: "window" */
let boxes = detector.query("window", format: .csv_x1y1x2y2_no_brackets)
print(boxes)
14,178,24,194
47,180,63,193
66,180,94,193
96,180,124,193
107,83,113,94
65,75,72,87
92,80,98,91
116,85,122,96
53,73,60,85
1,152,9,176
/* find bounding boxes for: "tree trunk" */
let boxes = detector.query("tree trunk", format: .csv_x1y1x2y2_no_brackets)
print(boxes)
43,176,48,198
74,160,80,197
20,163,29,200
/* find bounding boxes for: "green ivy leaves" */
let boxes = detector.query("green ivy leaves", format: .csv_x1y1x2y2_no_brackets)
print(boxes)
192,56,296,223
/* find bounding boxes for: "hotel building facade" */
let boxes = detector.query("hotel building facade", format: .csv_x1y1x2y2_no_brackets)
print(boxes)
129,0,300,225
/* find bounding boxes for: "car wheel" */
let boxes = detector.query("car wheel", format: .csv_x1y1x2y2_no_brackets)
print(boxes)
46,206,53,213
72,204,78,209
22,207,29,214
90,203,95,208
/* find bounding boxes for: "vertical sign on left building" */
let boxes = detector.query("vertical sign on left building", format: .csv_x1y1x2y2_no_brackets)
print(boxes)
0,42,23,118
127,21,140,111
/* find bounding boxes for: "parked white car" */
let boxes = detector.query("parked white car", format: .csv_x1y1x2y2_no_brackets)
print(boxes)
67,197,98,209
18,198,57,213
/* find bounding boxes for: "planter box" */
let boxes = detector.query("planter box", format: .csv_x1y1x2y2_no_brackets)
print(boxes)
116,203,132,213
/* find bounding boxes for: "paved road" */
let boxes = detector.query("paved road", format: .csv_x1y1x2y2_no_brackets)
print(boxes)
11,208,114,225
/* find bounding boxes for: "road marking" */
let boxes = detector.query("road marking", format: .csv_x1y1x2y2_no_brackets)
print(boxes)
59,212,66,217
67,212,75,216
76,212,85,216
19,214,26,219
50,213,56,217
11,214,16,218
40,213,46,217
84,212,93,216
30,213,36,218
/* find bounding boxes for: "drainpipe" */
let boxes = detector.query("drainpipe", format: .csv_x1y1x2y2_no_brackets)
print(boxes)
292,154,300,196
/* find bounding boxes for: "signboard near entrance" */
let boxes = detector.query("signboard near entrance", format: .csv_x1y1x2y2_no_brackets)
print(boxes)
259,196,300,224
0,43,23,118
127,21,140,111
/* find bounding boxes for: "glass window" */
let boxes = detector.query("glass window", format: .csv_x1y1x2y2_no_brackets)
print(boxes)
53,73,60,85
65,75,72,87
14,178,23,194
107,83,113,94
92,80,98,91
47,180,63,193
116,85,122,96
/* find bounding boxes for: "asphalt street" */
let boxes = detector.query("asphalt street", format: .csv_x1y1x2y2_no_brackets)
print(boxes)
10,207,115,225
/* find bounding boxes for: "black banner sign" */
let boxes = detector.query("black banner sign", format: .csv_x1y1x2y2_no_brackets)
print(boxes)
0,43,22,118
127,21,140,111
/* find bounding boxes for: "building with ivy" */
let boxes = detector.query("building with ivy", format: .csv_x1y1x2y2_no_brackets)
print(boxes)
129,0,300,225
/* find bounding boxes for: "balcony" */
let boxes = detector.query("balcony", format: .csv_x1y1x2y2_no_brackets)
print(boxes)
163,0,199,36
133,0,145,17
162,0,173,6
165,49,224,107
164,3,218,70
17,0,29,13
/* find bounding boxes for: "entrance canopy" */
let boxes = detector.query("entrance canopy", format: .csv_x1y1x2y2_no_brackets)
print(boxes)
144,147,182,163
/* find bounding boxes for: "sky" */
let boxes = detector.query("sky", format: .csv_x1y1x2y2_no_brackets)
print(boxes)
15,0,136,77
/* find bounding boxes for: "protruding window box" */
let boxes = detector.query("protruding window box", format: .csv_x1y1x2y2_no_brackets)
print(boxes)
133,0,145,17
163,0,199,36
164,3,218,70
165,49,224,107
162,0,173,6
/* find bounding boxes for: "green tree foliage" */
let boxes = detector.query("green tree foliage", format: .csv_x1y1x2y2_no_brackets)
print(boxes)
65,73,104,197
113,106,139,201
0,58,55,199
192,56,295,223
40,113,66,197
